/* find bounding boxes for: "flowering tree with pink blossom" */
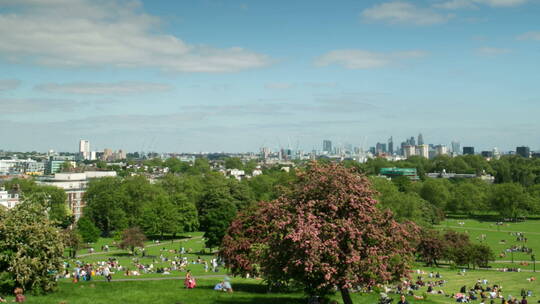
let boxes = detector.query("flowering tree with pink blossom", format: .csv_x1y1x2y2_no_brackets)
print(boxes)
221,162,419,304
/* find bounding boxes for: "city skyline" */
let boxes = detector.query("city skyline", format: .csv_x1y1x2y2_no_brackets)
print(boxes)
1,0,539,152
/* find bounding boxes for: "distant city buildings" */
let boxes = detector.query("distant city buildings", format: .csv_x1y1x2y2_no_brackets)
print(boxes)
463,146,475,155
322,140,332,154
516,146,531,158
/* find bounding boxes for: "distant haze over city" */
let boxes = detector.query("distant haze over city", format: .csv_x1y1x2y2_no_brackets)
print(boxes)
1,0,539,153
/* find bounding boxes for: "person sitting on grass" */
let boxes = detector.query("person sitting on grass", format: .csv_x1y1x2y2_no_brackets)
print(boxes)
222,278,233,293
184,270,196,289
14,288,25,303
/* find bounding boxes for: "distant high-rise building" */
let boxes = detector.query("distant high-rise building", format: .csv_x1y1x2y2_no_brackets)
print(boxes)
481,151,493,158
451,141,460,155
463,146,475,155
417,144,429,158
79,139,90,160
435,145,448,156
492,147,501,159
388,137,394,155
409,136,416,146
417,133,424,146
323,140,332,154
375,142,387,155
404,145,416,158
102,148,113,161
516,146,531,158
260,147,270,159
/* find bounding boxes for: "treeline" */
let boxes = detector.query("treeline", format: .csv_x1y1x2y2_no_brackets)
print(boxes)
417,230,494,269
82,163,296,247
357,154,540,186
371,175,540,224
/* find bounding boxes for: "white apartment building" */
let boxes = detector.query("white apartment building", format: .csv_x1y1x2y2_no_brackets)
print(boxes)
417,144,429,158
37,171,116,221
0,159,44,175
403,145,416,158
79,139,91,161
0,187,20,209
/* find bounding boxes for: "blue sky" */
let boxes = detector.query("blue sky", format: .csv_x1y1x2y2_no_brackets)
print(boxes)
0,0,539,153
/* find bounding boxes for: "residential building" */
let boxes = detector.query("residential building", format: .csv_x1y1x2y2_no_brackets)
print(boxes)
37,171,117,221
0,186,20,209
79,139,90,160
403,145,416,158
435,145,448,156
417,144,429,158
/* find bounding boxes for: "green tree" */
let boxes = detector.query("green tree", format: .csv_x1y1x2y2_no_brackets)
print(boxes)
489,183,531,219
76,217,100,243
420,179,451,210
468,244,494,269
450,180,488,215
0,198,64,294
170,193,199,236
224,157,243,170
118,227,147,255
84,177,128,236
139,192,175,238
63,228,82,259
221,163,419,304
198,181,238,249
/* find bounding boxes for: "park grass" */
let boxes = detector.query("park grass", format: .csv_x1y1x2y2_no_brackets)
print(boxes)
436,218,540,268
4,267,539,304
8,220,540,303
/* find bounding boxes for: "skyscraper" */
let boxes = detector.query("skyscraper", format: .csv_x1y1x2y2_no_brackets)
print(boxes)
417,133,424,146
516,146,531,158
79,139,90,160
388,137,394,155
323,140,332,154
451,141,460,155
463,146,475,155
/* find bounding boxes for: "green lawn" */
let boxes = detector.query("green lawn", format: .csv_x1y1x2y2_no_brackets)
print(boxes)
5,220,540,304
436,218,540,270
3,267,539,304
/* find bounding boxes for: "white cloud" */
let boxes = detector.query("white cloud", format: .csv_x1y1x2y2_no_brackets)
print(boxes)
0,79,20,91
315,49,427,69
517,31,540,41
361,2,451,25
0,0,271,72
476,47,511,55
35,82,173,95
435,0,527,9
264,82,295,90
434,0,478,9
476,0,527,6
0,98,79,114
